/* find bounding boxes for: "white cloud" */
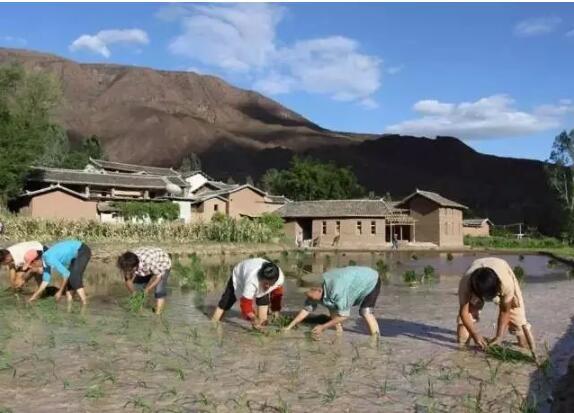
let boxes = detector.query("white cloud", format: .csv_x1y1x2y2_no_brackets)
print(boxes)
163,4,382,108
387,65,403,75
168,3,282,72
69,29,149,58
514,17,562,37
0,36,27,46
386,95,573,140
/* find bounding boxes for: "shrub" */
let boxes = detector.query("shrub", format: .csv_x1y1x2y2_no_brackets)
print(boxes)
464,235,563,249
111,201,179,222
256,213,284,237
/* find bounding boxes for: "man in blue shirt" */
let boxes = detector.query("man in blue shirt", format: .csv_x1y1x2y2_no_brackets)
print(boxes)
23,239,92,305
285,266,381,338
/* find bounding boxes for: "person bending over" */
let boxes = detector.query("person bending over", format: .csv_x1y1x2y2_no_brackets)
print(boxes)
24,239,91,305
212,258,284,330
457,257,536,359
285,266,381,339
117,247,171,314
0,241,44,289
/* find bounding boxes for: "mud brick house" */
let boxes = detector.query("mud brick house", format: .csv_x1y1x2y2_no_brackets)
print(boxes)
277,199,416,249
279,190,467,248
462,218,493,237
13,159,287,222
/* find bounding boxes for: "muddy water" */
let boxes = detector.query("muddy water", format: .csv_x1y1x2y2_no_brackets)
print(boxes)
0,251,573,412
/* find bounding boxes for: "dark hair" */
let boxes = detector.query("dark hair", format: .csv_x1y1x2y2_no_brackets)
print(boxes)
258,261,280,283
0,249,10,263
117,251,139,273
470,267,500,301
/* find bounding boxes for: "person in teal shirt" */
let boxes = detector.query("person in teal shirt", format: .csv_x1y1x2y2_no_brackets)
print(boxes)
285,266,381,338
23,239,92,305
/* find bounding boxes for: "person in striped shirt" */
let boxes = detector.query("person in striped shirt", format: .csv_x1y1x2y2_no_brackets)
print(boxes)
117,247,171,314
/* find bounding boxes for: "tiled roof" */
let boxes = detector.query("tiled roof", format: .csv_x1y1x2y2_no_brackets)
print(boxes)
89,158,180,177
29,167,172,190
21,184,88,199
463,218,493,227
277,199,399,218
399,189,467,209
265,195,291,204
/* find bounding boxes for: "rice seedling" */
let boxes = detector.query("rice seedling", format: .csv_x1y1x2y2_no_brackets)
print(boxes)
421,265,436,283
348,259,357,266
518,254,525,261
485,359,502,384
426,377,434,398
485,345,535,363
84,384,104,400
375,259,389,275
268,314,294,330
124,397,153,413
126,291,146,313
547,258,557,268
513,265,525,282
411,254,418,261
403,270,418,287
407,358,433,375
0,407,14,413
446,252,454,262
172,254,207,293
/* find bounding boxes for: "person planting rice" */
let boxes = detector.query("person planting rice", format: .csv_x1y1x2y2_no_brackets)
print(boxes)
0,241,45,289
457,257,536,359
211,258,284,329
117,247,171,314
285,266,381,338
24,239,91,304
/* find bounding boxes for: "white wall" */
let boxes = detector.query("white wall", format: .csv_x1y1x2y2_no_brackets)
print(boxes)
175,200,192,223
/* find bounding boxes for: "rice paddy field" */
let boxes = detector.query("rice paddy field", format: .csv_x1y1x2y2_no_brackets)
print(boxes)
0,250,573,413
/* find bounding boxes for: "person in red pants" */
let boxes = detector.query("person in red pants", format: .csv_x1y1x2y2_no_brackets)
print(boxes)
211,258,284,330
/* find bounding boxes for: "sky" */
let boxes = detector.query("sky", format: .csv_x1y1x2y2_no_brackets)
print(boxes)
1,2,573,161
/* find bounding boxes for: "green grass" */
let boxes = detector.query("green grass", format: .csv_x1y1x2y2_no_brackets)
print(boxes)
486,345,535,363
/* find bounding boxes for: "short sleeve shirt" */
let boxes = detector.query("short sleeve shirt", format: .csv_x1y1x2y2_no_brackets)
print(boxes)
7,241,43,269
231,258,284,299
132,247,171,279
460,257,518,306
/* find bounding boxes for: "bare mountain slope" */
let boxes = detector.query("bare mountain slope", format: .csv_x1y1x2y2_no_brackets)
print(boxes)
0,47,358,165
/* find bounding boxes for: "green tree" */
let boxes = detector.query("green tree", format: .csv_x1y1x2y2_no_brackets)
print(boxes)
179,152,202,173
0,64,63,201
546,129,574,238
261,156,365,201
40,134,105,169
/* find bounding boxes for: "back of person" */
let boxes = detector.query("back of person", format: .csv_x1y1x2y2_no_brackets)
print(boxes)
464,256,523,307
44,240,82,268
232,257,284,298
323,266,378,309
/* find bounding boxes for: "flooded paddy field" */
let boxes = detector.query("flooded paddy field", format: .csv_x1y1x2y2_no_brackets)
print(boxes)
0,250,573,412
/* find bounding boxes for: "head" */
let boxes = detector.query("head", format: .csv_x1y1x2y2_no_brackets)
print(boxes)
0,249,13,266
22,250,44,273
117,252,140,279
470,267,500,301
257,261,280,290
305,286,323,302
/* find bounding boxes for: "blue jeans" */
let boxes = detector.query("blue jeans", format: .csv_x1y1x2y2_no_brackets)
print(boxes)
133,270,170,299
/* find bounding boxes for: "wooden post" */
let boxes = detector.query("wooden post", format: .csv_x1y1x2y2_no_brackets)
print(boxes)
399,225,403,241
412,224,416,242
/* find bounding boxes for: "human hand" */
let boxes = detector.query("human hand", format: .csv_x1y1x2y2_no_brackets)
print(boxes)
474,335,488,350
487,336,502,346
312,325,324,339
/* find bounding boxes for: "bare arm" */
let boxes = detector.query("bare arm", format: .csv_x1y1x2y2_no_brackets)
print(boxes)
285,309,310,330
315,314,348,333
491,302,512,344
124,277,136,294
28,281,49,302
459,302,487,349
144,275,161,295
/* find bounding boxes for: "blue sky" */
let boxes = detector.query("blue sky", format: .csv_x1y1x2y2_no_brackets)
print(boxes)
1,2,573,161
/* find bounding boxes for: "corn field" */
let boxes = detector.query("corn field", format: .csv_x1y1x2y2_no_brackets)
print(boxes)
0,214,279,243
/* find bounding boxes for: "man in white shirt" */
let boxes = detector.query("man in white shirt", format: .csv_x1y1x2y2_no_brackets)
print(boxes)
0,241,44,288
211,258,285,329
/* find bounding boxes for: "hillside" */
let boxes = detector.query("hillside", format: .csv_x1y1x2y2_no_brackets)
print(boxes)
0,48,561,232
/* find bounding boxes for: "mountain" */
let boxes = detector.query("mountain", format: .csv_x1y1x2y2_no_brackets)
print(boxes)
0,48,561,233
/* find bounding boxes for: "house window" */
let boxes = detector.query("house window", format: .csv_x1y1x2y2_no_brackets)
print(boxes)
371,221,376,235
356,221,362,235
336,221,341,234
214,204,219,212
322,221,327,235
